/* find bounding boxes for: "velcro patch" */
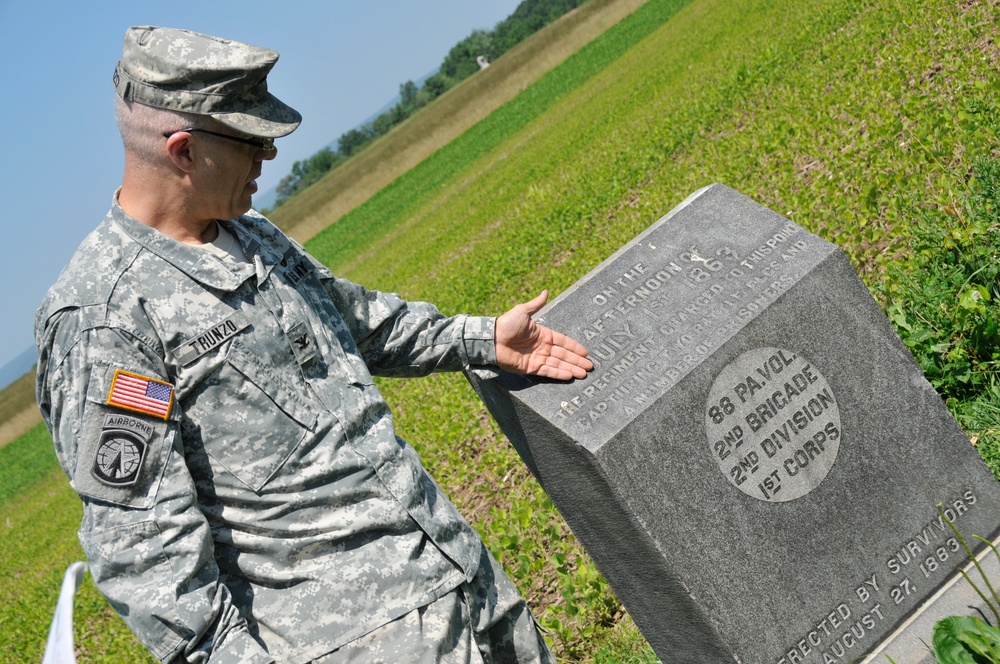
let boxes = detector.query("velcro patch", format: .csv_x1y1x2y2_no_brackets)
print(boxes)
107,369,174,420
281,248,313,287
92,414,154,487
286,321,317,366
173,311,250,365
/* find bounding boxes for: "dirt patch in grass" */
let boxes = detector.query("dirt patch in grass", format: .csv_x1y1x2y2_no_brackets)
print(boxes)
0,371,40,449
0,406,42,450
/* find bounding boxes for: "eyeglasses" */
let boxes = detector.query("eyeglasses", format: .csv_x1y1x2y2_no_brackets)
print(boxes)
162,128,275,152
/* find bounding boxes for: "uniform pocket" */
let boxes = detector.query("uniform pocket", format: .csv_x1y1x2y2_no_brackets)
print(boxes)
180,341,318,492
78,520,183,661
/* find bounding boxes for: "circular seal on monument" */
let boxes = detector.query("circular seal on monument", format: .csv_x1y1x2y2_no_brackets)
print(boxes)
705,347,841,502
93,431,147,487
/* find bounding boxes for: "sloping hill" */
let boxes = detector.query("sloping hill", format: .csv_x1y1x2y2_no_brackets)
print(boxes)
270,0,648,244
0,371,40,449
303,0,998,656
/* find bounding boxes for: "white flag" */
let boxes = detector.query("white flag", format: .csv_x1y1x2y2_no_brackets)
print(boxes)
41,562,88,664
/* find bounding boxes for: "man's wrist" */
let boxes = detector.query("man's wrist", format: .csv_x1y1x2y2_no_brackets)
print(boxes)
462,315,497,366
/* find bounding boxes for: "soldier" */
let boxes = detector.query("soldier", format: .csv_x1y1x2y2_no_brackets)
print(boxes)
35,26,592,664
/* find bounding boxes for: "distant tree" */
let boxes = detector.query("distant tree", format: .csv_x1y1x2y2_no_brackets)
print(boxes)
274,147,341,206
439,30,494,82
399,80,419,110
422,0,585,105
268,0,586,209
372,112,395,137
422,73,451,98
338,126,374,156
493,0,583,53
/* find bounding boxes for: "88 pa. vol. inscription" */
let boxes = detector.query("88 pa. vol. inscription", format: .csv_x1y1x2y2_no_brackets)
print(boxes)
706,347,841,501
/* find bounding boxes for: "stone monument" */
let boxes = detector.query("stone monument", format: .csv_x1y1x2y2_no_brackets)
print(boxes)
467,184,1000,663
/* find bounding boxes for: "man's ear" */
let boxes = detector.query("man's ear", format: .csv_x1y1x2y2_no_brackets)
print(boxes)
164,132,197,172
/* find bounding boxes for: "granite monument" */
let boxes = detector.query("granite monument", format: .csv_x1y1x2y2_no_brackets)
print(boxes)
468,184,1000,663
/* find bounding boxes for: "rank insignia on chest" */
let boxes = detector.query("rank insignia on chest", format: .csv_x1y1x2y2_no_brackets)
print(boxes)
286,321,317,367
92,414,154,487
107,369,174,420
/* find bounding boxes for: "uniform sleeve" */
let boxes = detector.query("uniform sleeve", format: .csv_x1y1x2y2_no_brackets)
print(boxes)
35,310,274,664
320,274,498,377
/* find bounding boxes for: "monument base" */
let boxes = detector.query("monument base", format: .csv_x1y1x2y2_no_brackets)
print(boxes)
866,535,1000,663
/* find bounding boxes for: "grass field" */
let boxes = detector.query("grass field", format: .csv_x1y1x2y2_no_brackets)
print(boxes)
3,0,999,660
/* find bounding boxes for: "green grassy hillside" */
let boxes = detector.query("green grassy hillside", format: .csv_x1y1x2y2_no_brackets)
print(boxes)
269,0,648,244
3,0,998,661
0,369,42,449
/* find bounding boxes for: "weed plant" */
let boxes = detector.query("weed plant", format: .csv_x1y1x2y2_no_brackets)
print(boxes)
926,506,1000,663
878,157,1000,474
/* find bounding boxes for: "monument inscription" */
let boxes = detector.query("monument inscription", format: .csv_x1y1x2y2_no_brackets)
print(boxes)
467,184,1000,663
551,222,809,442
705,347,841,502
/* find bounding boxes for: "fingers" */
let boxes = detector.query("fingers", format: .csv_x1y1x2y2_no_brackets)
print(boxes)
532,361,577,381
518,290,549,318
545,339,593,372
547,328,590,363
498,289,593,380
535,352,591,380
524,327,593,380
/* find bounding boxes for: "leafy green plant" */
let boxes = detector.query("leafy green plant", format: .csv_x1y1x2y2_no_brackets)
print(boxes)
879,157,1000,405
933,616,1000,664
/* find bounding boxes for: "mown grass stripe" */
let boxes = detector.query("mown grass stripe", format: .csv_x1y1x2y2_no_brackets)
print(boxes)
0,423,61,505
306,0,693,271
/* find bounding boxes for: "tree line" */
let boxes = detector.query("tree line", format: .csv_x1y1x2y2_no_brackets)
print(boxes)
265,0,585,212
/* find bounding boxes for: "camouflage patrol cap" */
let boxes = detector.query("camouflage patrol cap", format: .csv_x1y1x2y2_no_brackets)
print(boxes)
114,26,301,138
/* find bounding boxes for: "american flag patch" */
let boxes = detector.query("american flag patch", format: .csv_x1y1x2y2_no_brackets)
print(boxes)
107,369,174,420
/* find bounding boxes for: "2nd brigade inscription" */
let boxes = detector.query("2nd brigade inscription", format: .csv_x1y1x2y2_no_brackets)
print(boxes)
706,347,841,502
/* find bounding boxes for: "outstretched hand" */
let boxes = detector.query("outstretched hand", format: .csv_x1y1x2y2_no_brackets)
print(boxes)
495,290,593,381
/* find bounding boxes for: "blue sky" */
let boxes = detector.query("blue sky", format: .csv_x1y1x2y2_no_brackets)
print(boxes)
0,0,522,374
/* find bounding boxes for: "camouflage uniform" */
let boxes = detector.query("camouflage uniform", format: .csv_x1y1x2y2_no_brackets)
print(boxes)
35,200,550,663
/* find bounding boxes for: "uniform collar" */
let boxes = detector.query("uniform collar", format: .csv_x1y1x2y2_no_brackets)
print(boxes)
109,194,283,291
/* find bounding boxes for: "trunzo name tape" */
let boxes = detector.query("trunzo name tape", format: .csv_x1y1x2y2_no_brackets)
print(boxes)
174,311,251,365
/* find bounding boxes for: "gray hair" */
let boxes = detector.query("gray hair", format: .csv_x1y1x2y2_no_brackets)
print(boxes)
115,95,213,164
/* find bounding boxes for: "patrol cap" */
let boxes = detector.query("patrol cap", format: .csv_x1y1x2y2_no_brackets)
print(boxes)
114,26,301,138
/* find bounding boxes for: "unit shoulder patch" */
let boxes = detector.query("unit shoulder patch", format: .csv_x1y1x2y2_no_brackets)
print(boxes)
92,413,155,487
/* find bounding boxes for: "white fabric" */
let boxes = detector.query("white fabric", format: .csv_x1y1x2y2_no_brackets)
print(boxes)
201,221,248,262
42,562,88,664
